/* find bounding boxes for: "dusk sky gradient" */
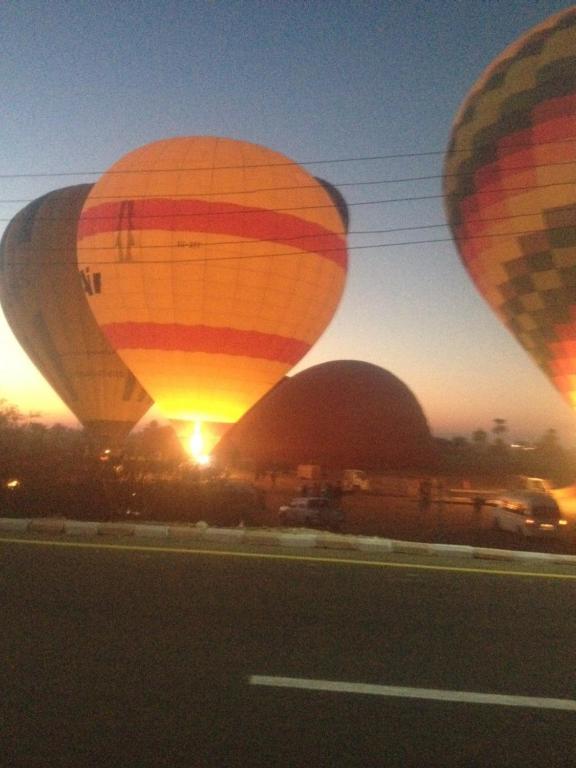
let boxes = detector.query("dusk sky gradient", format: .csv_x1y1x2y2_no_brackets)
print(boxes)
2,0,575,445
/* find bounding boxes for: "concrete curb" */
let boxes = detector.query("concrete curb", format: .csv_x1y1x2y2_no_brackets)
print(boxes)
136,525,170,538
65,521,100,536
1,517,576,567
0,517,31,532
29,518,67,534
278,532,318,548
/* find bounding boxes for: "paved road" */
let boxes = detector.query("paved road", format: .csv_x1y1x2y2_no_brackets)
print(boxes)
2,536,576,767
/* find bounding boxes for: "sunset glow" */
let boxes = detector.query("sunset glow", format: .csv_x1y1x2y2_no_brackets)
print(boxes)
187,421,211,466
2,1,576,447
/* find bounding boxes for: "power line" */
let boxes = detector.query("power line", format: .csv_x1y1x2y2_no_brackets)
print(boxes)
1,208,556,253
1,223,568,266
1,135,575,179
0,177,574,225
70,225,572,263
0,198,570,258
77,240,444,264
1,156,575,206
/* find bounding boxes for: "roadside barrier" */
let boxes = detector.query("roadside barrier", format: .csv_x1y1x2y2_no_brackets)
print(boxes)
1,517,575,566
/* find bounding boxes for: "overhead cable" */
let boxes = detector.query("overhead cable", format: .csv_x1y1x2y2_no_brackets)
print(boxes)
0,135,575,179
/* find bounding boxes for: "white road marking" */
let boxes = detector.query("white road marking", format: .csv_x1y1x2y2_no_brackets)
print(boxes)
249,676,576,712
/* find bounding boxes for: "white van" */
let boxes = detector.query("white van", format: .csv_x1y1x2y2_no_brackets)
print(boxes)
509,475,552,493
488,491,567,539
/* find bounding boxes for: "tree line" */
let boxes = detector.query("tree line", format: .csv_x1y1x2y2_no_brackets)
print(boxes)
436,418,576,486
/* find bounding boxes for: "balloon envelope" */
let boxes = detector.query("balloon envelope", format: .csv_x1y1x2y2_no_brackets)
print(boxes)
214,360,435,469
0,185,152,445
77,137,348,447
315,177,350,232
444,7,576,407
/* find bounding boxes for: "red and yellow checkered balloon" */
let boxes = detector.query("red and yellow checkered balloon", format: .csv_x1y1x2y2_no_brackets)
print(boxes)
77,137,347,451
444,7,576,408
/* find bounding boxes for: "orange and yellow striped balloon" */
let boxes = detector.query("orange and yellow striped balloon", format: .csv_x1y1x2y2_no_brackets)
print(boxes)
77,136,347,452
444,7,576,409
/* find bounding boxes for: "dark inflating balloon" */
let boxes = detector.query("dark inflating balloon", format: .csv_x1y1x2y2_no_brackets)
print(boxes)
214,360,435,469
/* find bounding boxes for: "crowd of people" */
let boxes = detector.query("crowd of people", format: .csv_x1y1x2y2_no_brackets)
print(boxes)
417,476,484,527
297,480,344,504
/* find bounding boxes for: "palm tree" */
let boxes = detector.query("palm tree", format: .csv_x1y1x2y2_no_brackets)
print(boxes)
472,429,488,449
492,418,507,445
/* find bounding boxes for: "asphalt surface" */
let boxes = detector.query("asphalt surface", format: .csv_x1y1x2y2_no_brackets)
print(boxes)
2,535,576,767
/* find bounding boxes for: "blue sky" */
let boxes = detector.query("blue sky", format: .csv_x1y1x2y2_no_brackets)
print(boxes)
1,0,575,444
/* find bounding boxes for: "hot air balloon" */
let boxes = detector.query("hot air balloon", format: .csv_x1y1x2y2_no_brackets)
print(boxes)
214,360,435,469
315,177,350,232
0,185,153,448
444,7,576,408
77,137,348,458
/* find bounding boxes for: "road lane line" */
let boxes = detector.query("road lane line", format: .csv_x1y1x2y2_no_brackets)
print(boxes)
2,536,576,580
249,676,576,712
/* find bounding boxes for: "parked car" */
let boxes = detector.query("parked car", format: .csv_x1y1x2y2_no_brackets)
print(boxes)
342,469,370,492
488,491,568,538
296,464,322,482
278,496,344,530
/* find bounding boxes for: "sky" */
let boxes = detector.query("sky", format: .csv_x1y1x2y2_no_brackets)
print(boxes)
1,0,575,446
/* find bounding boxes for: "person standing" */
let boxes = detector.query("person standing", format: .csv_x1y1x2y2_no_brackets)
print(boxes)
418,478,432,516
435,478,446,533
472,494,484,527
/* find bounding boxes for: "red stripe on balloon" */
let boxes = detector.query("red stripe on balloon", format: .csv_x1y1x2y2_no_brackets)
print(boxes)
455,102,576,240
532,93,576,125
101,322,311,364
79,198,347,269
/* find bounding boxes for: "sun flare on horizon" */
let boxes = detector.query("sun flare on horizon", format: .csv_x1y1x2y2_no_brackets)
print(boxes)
187,421,211,466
